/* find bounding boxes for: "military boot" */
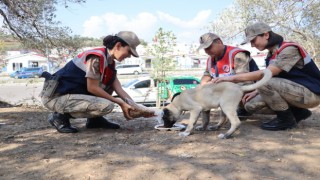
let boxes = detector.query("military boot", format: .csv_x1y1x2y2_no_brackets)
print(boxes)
261,109,297,131
86,116,120,129
290,106,312,123
237,107,252,121
48,112,78,133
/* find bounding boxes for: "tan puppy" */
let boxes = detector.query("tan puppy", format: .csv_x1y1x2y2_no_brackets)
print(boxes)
161,69,272,139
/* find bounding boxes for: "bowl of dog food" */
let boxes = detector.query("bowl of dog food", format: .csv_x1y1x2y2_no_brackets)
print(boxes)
154,123,186,131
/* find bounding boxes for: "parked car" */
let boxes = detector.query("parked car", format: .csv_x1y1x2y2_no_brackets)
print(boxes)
158,76,200,101
10,67,43,79
116,64,142,75
120,77,157,105
114,76,200,106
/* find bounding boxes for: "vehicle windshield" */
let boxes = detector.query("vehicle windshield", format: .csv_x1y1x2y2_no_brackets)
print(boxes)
173,79,199,85
122,79,140,88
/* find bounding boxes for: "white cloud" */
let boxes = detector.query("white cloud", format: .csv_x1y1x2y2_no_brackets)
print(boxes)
82,16,105,37
82,12,157,40
156,10,211,29
155,10,212,43
81,10,212,43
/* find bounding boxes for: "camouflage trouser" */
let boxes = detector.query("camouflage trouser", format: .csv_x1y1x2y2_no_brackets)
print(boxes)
42,94,114,118
244,77,320,113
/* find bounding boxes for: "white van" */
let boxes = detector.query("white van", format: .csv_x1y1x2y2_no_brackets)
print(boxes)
116,64,142,75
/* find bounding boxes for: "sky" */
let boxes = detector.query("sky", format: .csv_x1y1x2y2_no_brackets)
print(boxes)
56,0,235,44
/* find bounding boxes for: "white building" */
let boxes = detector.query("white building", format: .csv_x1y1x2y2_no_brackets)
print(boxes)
238,44,268,69
4,52,49,73
115,57,145,68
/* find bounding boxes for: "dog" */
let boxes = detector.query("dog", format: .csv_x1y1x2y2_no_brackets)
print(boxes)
161,69,272,139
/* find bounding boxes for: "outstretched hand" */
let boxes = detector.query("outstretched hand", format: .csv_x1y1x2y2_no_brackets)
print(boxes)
120,102,135,120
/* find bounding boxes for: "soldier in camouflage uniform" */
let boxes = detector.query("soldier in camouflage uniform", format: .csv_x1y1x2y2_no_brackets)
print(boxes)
212,22,320,131
197,33,258,85
41,31,144,133
197,32,259,122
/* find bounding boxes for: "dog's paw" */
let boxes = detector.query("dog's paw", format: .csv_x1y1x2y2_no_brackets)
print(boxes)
195,125,205,131
218,134,227,139
218,133,232,139
208,125,219,131
179,131,191,137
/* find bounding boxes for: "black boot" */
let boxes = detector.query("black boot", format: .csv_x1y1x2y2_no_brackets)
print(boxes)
86,117,120,129
261,109,297,131
237,107,252,121
48,112,78,133
290,106,312,123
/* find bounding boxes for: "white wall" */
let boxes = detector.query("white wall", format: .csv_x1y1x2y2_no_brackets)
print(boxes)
5,53,48,73
119,57,145,67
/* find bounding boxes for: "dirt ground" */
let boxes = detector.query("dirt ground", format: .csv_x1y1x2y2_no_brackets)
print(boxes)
1,101,320,180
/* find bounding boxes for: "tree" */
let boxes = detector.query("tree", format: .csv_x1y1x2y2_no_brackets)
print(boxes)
54,35,103,65
0,0,86,55
146,28,177,107
0,30,24,69
205,5,245,44
147,28,177,78
207,0,320,63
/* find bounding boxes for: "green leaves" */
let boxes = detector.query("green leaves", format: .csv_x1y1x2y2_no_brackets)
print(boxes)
146,28,177,79
145,28,177,107
208,0,320,63
0,0,86,54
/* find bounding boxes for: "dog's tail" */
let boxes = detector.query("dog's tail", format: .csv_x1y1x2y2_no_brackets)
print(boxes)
240,69,272,92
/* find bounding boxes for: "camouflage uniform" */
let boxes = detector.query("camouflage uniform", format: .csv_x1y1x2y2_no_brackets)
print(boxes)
41,55,115,118
199,33,256,115
203,51,251,77
40,31,141,133
245,45,320,113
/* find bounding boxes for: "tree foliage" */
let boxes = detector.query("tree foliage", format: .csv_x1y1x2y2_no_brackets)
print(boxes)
0,30,22,52
0,0,86,55
146,28,177,107
208,0,320,62
147,28,177,79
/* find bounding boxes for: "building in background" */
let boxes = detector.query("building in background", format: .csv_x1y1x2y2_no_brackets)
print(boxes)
2,42,267,74
4,52,49,73
239,44,268,69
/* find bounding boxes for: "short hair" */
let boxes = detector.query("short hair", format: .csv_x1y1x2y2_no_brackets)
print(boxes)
103,35,129,49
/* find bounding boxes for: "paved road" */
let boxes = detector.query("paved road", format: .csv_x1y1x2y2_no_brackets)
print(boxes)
0,82,43,106
0,78,138,106
0,69,203,106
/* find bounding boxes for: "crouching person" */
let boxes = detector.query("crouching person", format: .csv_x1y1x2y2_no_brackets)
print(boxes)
212,22,320,131
40,31,143,133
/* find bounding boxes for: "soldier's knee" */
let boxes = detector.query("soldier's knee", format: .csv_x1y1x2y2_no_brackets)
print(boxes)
257,78,278,92
244,103,257,114
101,103,114,114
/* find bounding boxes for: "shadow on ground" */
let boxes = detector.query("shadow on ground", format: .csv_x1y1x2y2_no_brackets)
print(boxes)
0,106,320,179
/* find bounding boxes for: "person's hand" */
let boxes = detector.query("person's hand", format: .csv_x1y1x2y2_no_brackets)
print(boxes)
119,102,135,120
211,76,234,83
242,90,258,104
